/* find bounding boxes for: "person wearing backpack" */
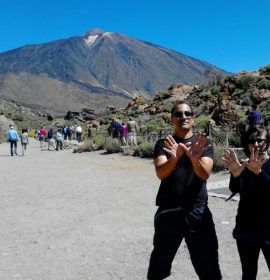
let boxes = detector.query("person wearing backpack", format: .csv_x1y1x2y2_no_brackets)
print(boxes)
6,125,20,156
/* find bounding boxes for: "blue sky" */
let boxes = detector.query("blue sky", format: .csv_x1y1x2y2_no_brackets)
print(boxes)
1,0,270,73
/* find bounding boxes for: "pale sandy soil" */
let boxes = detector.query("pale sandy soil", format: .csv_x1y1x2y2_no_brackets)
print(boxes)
0,139,269,279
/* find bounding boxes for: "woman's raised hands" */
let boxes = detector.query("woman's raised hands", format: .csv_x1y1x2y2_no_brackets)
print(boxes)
222,149,248,178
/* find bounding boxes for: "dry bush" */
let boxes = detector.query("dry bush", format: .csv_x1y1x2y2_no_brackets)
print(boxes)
73,141,94,153
104,137,122,154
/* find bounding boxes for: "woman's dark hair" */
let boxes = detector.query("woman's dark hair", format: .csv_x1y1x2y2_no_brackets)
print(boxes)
171,100,194,116
242,124,270,156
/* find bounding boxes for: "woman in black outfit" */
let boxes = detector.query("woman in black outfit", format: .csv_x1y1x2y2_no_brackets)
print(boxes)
222,124,270,279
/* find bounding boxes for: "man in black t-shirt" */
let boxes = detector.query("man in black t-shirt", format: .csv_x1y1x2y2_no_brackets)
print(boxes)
147,101,222,280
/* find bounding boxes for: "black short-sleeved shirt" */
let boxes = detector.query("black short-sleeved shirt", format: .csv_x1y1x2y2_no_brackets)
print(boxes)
154,134,214,208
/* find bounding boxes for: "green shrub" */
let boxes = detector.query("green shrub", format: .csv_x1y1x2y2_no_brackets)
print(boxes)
195,116,211,132
135,142,155,158
136,135,144,145
257,78,270,89
259,64,270,75
201,91,212,100
144,119,163,133
162,102,173,113
0,132,6,143
104,137,122,153
211,129,227,146
212,144,226,172
211,86,220,95
260,101,270,123
211,127,242,148
93,134,106,149
236,116,248,126
228,130,241,147
235,75,256,90
241,96,252,106
154,92,172,101
158,112,171,123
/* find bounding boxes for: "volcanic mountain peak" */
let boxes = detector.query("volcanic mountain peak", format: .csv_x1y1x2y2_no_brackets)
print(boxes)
86,28,104,36
0,28,227,114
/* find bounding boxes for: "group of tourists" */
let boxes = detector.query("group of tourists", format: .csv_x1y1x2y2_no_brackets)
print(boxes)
110,117,138,146
35,125,83,144
6,124,86,156
147,100,270,280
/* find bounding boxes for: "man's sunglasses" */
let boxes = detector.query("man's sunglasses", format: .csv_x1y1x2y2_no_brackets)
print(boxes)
248,139,267,145
173,111,193,118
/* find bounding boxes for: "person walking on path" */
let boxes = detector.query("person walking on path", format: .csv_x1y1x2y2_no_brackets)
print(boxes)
47,128,56,151
147,100,222,280
6,125,20,156
21,128,29,156
75,125,83,143
39,126,47,148
62,126,68,141
111,119,122,145
121,122,128,146
127,117,138,145
222,124,270,280
56,129,64,151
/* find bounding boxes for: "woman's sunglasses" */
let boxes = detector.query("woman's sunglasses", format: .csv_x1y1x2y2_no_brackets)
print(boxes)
248,139,267,145
173,111,193,118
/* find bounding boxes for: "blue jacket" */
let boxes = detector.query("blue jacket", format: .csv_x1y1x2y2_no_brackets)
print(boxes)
7,129,19,142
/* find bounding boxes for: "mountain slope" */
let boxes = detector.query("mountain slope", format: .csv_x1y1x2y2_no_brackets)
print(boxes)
0,28,227,113
0,72,129,114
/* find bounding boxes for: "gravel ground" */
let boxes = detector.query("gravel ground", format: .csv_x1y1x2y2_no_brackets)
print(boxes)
0,139,269,279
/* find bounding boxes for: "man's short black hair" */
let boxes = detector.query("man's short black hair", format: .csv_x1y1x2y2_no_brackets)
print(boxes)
171,100,194,116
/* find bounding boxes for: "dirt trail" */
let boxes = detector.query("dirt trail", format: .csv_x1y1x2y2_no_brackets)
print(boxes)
0,140,268,279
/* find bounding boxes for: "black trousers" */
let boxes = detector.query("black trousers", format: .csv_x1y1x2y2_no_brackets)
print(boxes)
147,205,222,280
10,140,17,156
237,238,270,280
56,140,63,150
